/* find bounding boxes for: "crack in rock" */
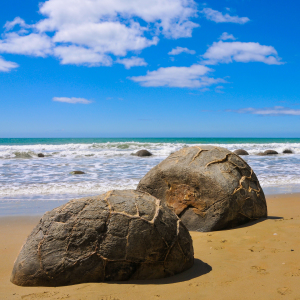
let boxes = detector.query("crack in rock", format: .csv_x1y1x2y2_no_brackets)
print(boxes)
189,147,209,165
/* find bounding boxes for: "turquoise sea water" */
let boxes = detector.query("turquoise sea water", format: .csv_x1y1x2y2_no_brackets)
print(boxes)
1,137,300,145
0,138,299,216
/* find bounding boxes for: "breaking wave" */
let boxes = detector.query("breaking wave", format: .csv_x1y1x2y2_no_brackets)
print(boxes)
1,139,300,198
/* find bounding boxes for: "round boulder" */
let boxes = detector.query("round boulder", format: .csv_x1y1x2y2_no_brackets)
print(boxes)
133,150,153,157
137,146,267,232
234,149,249,156
11,190,194,286
37,153,45,157
263,150,278,155
283,149,293,154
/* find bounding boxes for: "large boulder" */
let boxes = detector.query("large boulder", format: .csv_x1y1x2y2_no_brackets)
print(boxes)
137,146,267,232
283,149,293,154
11,190,194,287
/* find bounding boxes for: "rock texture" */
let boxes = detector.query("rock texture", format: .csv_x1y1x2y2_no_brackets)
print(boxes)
133,150,153,157
263,150,278,155
137,146,267,232
70,171,85,175
37,153,45,157
283,149,293,154
11,190,194,287
234,149,249,156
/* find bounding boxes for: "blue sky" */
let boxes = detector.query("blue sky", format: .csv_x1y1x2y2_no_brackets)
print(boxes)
0,0,299,138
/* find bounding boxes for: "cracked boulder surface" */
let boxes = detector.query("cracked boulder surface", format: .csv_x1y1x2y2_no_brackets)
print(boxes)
11,190,194,287
137,146,267,232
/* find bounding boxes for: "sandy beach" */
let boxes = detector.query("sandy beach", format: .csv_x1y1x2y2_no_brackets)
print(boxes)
1,0,299,295
0,193,299,300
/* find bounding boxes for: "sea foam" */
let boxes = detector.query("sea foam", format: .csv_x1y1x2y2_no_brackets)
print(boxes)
1,140,300,198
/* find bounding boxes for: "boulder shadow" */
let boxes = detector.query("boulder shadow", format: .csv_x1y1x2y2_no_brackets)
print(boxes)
267,216,283,220
226,216,283,230
108,259,212,285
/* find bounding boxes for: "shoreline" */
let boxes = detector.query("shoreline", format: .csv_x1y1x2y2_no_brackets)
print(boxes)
0,193,299,299
1,190,300,218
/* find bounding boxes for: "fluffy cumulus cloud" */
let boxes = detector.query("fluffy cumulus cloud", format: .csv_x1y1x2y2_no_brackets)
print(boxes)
0,32,53,57
51,21,159,58
0,0,199,66
53,46,112,66
201,8,250,24
116,57,147,69
202,41,283,65
37,0,198,38
219,32,236,41
0,56,19,72
168,46,196,55
0,1,284,90
130,64,225,88
229,106,300,116
53,97,92,104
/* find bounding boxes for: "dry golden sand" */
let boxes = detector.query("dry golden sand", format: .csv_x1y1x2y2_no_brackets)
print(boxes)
0,194,300,300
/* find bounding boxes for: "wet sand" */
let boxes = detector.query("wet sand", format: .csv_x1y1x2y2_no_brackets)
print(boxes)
0,193,299,300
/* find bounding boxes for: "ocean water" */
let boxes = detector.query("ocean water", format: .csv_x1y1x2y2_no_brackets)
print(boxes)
1,138,300,215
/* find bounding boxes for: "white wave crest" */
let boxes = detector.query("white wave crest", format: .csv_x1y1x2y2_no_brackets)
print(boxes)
1,141,300,198
0,141,299,160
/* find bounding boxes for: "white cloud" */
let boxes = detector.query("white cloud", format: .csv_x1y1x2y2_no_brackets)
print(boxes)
161,20,199,39
53,97,93,104
219,32,236,41
202,41,283,65
230,106,300,116
0,0,199,66
52,21,158,57
201,8,250,24
0,32,53,57
168,46,196,55
54,46,112,66
0,0,283,86
0,56,19,72
130,64,225,88
4,17,31,31
37,0,198,38
116,57,147,69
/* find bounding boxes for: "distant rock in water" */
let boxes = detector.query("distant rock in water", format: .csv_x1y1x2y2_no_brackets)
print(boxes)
10,190,194,286
37,153,45,157
70,171,85,175
137,146,267,232
234,149,249,156
257,150,278,156
283,149,293,154
133,150,153,157
263,150,278,155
